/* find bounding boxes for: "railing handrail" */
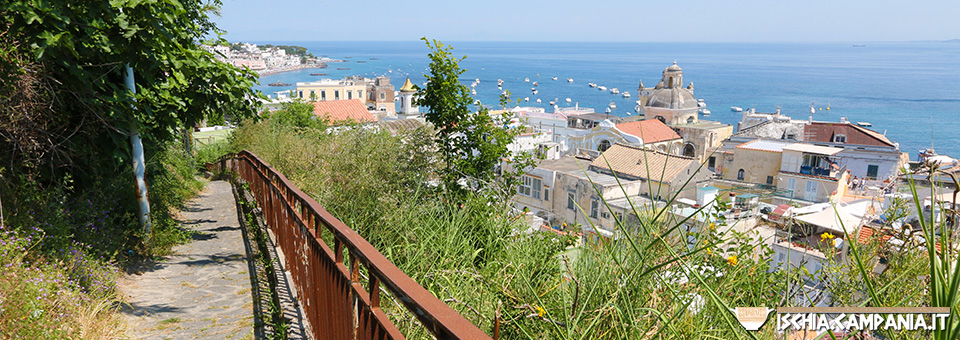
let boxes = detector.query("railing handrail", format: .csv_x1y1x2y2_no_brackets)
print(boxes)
212,151,492,340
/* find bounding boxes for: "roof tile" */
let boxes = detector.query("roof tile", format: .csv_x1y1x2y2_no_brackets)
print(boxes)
590,143,695,182
614,119,681,144
312,99,376,124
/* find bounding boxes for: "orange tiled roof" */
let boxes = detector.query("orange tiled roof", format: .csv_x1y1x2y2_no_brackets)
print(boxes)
857,226,893,245
615,119,681,144
312,99,376,124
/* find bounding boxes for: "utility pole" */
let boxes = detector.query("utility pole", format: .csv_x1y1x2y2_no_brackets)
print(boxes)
125,64,153,234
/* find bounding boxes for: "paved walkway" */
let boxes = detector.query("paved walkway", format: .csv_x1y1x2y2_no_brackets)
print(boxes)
120,180,256,340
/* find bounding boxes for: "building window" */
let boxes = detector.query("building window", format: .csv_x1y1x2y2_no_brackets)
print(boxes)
598,140,611,152
543,187,550,201
833,134,847,143
590,197,599,218
518,176,532,197
334,90,340,100
532,177,542,200
767,176,774,185
380,92,385,100
590,197,600,218
298,91,303,98
321,91,326,100
348,91,353,100
601,211,611,219
737,169,745,180
358,91,363,99
866,164,879,180
708,156,716,170
567,191,576,210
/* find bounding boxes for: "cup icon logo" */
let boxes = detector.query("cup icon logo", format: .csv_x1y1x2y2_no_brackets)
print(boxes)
733,307,772,331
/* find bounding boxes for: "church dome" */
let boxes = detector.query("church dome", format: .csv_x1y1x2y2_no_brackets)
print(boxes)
665,61,682,72
645,87,698,110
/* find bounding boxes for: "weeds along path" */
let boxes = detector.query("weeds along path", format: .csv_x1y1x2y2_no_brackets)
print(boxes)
118,180,256,339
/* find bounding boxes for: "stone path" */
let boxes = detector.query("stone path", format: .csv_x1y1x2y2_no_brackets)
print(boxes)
119,180,256,340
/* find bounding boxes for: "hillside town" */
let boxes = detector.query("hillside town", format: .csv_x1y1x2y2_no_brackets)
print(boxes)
201,42,329,76
259,62,958,313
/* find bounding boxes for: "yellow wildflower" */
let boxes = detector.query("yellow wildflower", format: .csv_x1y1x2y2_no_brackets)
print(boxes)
821,232,835,240
536,306,545,317
708,223,716,230
727,255,738,266
706,248,713,255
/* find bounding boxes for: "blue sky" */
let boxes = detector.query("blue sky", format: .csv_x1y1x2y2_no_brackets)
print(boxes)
214,0,959,42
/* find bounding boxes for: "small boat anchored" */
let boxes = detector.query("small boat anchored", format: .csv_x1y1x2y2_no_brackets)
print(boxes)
731,106,743,112
268,82,292,87
610,88,619,94
622,91,631,98
551,76,558,81
567,78,574,83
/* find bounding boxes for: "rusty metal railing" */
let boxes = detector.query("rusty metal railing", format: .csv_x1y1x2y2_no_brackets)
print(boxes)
211,151,492,340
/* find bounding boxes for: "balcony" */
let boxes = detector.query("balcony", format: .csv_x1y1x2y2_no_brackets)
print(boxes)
799,166,833,177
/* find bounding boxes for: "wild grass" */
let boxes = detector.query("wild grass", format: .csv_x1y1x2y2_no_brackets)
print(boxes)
0,141,210,338
231,115,960,339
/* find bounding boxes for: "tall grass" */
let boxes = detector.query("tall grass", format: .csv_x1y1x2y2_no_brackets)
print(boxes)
232,115,960,339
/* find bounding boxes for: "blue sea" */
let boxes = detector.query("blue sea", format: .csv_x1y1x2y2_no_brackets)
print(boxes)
253,41,960,159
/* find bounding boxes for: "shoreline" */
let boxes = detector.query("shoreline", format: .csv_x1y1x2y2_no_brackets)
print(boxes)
257,64,326,77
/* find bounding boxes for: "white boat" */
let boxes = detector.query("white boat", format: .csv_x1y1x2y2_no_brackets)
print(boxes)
622,91,631,98
567,78,573,83
610,88,619,94
856,121,872,127
551,76,558,80
471,89,477,95
700,108,711,116
609,102,616,109
549,100,556,106
731,106,743,112
532,81,538,86
588,83,597,88
565,98,572,103
524,97,529,102
501,91,509,97
598,86,607,91
532,90,538,95
697,99,706,108
475,78,480,83
536,98,542,103
471,82,477,87
497,79,504,86
524,78,530,82
605,107,612,113
531,87,536,91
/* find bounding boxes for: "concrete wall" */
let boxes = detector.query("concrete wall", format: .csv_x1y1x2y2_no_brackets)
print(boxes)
722,148,782,185
776,173,838,203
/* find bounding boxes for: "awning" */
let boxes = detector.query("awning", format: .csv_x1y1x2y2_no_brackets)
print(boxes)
783,143,844,156
770,204,793,220
794,207,863,234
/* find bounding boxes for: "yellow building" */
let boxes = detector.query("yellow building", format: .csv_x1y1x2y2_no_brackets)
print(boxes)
296,79,366,102
722,139,793,185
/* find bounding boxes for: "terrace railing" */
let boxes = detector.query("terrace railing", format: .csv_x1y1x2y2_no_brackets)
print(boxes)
211,151,493,340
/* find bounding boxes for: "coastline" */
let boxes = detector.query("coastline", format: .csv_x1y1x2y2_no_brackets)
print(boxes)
257,64,326,77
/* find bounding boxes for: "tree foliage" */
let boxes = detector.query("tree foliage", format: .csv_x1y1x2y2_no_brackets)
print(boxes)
0,0,260,183
267,99,328,130
416,38,526,191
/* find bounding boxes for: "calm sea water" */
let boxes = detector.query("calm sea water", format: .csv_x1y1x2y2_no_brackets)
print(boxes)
254,41,960,159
